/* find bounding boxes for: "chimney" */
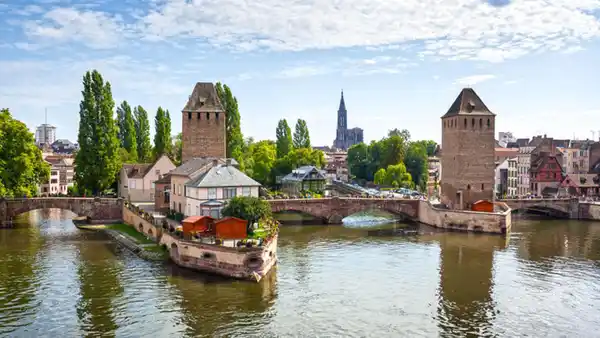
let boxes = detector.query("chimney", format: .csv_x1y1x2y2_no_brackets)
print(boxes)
226,158,232,166
212,159,218,167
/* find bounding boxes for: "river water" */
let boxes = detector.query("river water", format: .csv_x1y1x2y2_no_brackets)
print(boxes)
1,209,600,337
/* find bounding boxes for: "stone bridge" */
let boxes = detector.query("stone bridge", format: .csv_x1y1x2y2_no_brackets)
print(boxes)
269,197,421,224
0,197,123,223
497,198,579,218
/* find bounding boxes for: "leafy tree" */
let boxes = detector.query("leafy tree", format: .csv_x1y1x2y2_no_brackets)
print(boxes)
384,163,413,188
0,108,50,197
405,142,429,191
216,82,244,164
170,132,183,166
244,140,277,185
275,119,293,158
116,101,137,161
153,106,171,158
414,140,438,157
75,70,121,195
293,119,311,149
381,134,407,168
270,147,324,184
222,196,273,224
347,143,370,181
388,128,411,142
134,105,152,162
374,168,387,185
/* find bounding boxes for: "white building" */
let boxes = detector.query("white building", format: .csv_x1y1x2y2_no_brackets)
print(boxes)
495,157,517,198
184,162,261,218
517,146,535,196
119,154,176,202
35,124,57,146
556,141,591,175
39,156,74,196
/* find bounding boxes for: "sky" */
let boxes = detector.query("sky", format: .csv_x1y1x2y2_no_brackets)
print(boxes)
1,0,600,146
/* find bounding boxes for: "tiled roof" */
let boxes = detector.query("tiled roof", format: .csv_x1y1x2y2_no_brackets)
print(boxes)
281,166,327,182
182,82,224,113
170,157,238,177
442,88,495,118
185,164,261,188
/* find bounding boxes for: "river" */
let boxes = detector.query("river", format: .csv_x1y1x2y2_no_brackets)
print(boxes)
1,209,600,337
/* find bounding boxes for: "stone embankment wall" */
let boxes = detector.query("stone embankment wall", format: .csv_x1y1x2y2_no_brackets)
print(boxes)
122,204,278,280
122,206,162,242
578,203,600,221
417,200,511,234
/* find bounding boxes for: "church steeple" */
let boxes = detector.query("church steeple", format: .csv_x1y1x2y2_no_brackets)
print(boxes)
338,90,347,113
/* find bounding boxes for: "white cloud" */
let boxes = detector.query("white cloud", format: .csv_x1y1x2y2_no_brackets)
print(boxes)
23,8,128,49
454,74,496,86
14,0,600,61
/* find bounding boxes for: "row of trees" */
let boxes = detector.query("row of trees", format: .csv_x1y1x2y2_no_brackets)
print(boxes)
348,129,436,190
0,109,50,197
241,119,323,186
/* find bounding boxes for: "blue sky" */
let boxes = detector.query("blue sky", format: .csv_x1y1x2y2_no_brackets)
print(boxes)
1,0,600,146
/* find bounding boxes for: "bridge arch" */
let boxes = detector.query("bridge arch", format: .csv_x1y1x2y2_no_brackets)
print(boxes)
0,198,123,222
269,198,420,224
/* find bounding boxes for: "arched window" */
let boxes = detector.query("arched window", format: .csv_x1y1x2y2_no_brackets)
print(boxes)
471,118,475,127
479,118,482,128
487,119,491,127
464,118,467,128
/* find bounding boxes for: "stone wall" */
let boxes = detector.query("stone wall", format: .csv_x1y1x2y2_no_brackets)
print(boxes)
269,197,420,223
578,202,600,220
122,206,162,241
417,200,511,234
181,111,226,162
0,197,123,222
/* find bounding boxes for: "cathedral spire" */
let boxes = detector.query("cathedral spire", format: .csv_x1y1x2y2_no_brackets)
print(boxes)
338,89,347,113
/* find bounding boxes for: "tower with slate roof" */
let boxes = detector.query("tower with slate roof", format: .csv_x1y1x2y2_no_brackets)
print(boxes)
181,83,226,163
440,88,496,210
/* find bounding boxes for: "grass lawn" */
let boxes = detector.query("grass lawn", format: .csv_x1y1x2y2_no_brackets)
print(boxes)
106,223,155,245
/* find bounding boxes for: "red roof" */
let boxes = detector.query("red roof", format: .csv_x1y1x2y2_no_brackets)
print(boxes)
182,215,214,223
215,216,246,224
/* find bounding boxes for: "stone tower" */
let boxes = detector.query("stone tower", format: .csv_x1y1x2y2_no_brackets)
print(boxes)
440,88,495,210
334,90,347,149
181,82,226,163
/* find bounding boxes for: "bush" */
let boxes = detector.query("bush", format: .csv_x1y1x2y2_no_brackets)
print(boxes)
222,196,272,223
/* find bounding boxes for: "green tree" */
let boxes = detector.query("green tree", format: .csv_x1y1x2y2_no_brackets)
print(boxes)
293,119,311,149
381,134,408,168
405,142,429,191
221,196,273,224
116,101,137,161
0,108,50,197
374,168,387,185
153,106,171,158
384,163,413,188
134,105,152,162
75,70,121,195
388,128,411,142
245,140,277,185
216,82,244,163
347,143,370,181
275,119,293,158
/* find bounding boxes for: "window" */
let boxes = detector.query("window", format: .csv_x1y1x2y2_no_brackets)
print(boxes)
216,112,219,120
481,183,484,190
178,184,182,195
129,179,136,189
479,118,482,128
471,118,475,127
173,183,175,192
242,187,251,197
188,112,192,119
155,169,160,176
197,112,201,119
187,204,191,215
224,187,236,199
152,182,155,189
51,179,58,184
196,205,199,215
464,118,467,128
444,121,446,128
487,119,490,127
208,188,217,199
164,191,170,203
206,112,210,120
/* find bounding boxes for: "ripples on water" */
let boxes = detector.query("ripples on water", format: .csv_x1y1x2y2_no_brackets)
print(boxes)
1,210,600,337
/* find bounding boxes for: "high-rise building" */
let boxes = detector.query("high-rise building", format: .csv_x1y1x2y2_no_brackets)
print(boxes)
440,88,496,210
333,91,363,150
35,123,56,146
181,82,227,163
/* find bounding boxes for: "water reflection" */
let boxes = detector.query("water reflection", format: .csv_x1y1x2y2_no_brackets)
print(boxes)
1,210,600,337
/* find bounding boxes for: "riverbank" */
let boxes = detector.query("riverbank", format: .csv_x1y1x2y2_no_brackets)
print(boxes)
76,223,168,261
